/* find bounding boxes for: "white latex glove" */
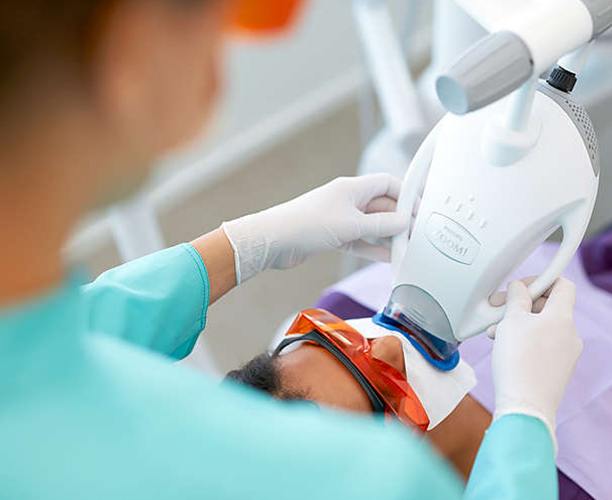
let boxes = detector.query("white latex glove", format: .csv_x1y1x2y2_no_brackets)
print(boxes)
222,174,409,284
491,278,583,451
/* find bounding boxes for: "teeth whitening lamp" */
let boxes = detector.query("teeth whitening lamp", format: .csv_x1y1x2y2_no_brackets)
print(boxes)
380,0,612,366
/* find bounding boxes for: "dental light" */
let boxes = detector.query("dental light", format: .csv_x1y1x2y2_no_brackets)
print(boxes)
382,0,612,365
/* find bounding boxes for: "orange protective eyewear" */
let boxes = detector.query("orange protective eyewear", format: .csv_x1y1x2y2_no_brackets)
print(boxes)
227,0,306,35
274,309,430,432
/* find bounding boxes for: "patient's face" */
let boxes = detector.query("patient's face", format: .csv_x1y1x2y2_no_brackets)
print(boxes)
272,332,490,481
278,336,406,415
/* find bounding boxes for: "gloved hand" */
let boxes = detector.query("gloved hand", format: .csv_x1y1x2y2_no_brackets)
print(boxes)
222,174,409,284
491,278,583,451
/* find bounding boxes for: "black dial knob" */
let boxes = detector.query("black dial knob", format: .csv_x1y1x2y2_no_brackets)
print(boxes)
547,65,578,93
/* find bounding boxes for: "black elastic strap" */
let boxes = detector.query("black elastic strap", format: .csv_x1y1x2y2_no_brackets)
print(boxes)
274,331,386,414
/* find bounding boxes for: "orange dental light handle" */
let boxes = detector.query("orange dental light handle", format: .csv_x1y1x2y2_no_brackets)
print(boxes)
229,0,306,35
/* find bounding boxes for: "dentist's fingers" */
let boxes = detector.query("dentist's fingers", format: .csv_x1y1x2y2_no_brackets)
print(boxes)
365,194,419,222
489,280,538,338
488,290,547,340
543,278,576,315
359,211,410,239
489,291,506,307
505,280,533,315
353,173,402,205
489,276,537,307
365,196,397,214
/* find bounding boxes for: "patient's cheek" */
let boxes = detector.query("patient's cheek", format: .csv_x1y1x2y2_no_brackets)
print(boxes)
371,337,406,375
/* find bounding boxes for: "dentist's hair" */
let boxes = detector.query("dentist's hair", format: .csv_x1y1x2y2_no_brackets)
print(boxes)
0,2,101,92
0,0,207,98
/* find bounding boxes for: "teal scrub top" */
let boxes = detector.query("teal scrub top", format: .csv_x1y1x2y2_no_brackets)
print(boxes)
0,244,557,499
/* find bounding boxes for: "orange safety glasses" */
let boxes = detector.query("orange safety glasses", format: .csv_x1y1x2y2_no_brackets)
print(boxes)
275,309,430,432
227,0,306,35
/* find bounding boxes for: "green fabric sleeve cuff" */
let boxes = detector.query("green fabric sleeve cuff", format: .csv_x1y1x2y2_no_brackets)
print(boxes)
169,244,211,360
181,243,211,333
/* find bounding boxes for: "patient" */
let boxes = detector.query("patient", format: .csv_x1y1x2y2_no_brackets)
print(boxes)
227,231,612,500
227,316,491,480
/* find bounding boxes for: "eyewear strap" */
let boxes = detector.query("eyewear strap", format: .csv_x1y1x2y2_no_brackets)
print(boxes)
274,331,386,414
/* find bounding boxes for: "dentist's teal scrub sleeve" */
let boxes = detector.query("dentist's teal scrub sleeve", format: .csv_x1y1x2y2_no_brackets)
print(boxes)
0,244,557,500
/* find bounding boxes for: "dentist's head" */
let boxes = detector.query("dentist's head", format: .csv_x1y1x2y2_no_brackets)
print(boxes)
1,0,228,205
0,0,234,300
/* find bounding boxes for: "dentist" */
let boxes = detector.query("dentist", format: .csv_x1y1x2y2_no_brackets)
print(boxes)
0,1,581,499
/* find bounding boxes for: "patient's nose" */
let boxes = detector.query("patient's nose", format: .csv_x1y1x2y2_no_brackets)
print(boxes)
371,336,405,375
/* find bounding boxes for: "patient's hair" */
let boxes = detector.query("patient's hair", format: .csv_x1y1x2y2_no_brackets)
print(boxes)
226,353,307,401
